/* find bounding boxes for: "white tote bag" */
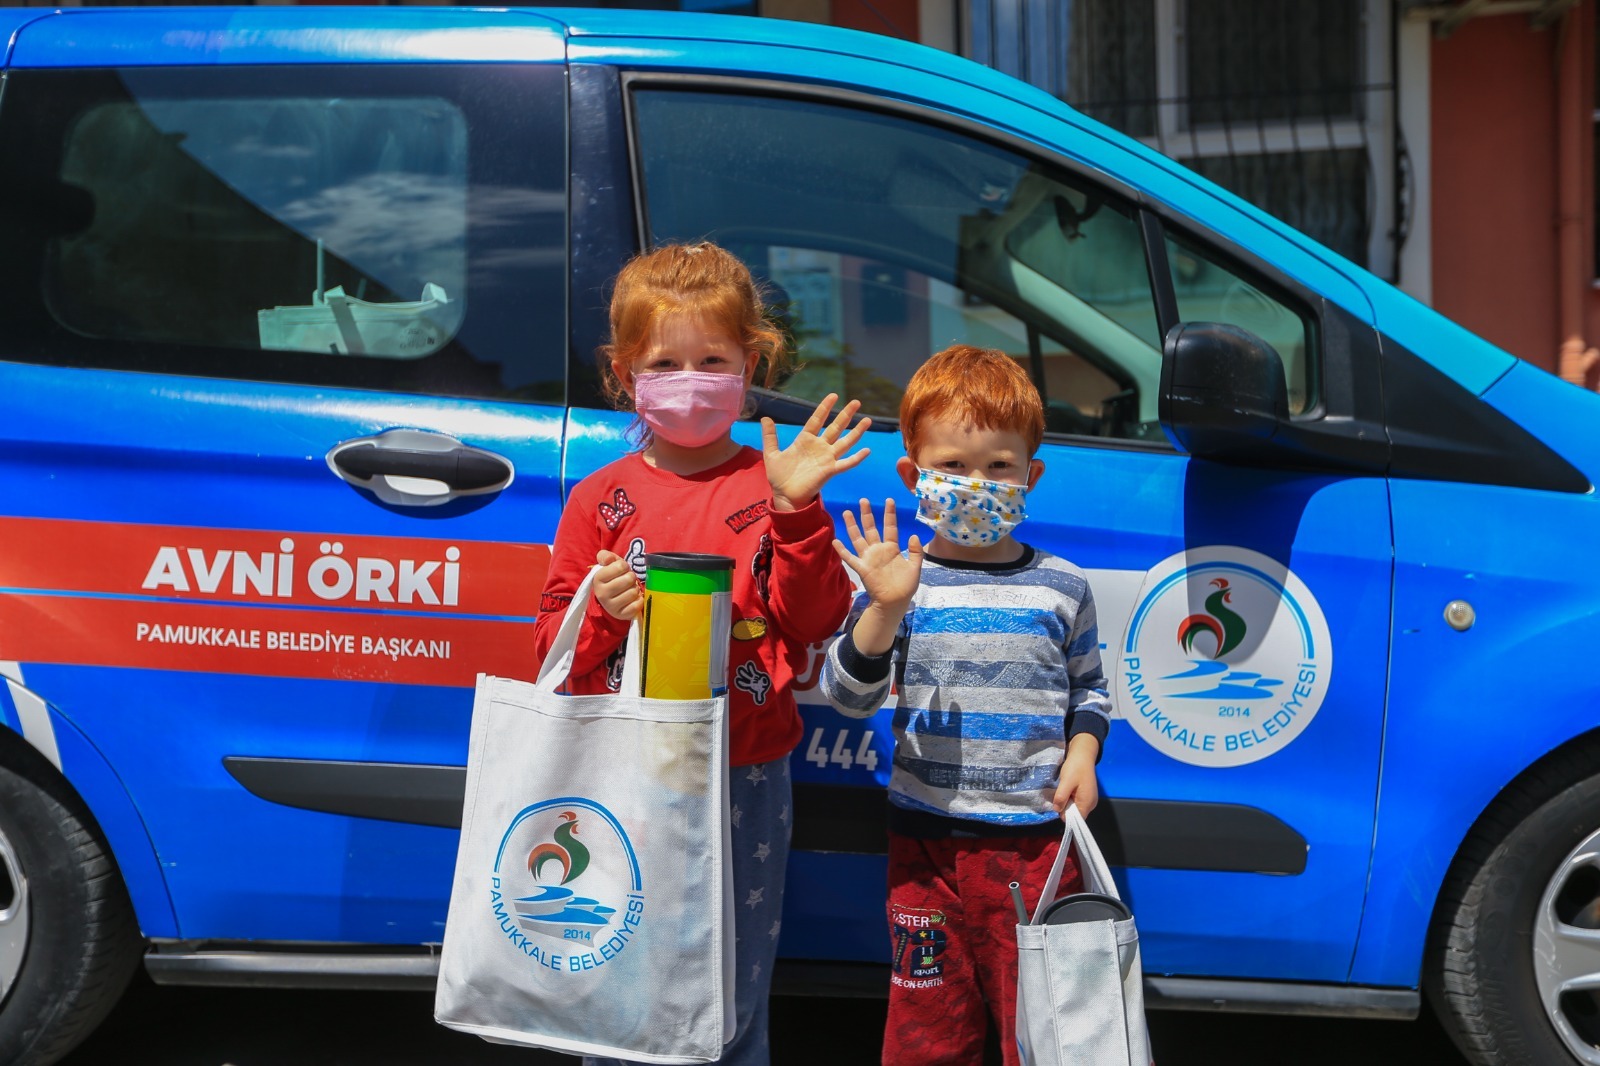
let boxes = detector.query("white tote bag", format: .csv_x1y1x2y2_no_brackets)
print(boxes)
1015,806,1150,1066
435,565,736,1063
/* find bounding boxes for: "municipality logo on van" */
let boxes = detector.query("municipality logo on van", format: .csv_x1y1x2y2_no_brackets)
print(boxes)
489,798,644,975
1116,547,1332,768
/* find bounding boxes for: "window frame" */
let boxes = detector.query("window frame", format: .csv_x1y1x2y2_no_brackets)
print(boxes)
619,70,1335,450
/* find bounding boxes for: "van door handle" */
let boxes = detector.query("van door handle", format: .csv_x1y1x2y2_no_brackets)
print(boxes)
326,429,514,506
333,446,508,490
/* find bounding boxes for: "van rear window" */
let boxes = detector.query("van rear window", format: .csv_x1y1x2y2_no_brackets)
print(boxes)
0,65,566,402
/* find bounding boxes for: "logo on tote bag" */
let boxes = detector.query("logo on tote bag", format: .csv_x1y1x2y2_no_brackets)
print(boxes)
488,798,645,974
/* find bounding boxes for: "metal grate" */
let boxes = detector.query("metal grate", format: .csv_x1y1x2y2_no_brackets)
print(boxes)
966,0,1398,273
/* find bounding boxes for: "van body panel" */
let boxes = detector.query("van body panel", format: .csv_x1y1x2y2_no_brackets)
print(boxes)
8,8,565,68
0,690,179,938
1351,475,1600,984
0,362,564,940
565,414,1394,980
1480,360,1600,489
25,668,469,941
1363,282,1520,398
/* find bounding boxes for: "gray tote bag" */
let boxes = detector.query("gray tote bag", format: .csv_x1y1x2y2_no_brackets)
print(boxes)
435,565,736,1063
1015,806,1150,1066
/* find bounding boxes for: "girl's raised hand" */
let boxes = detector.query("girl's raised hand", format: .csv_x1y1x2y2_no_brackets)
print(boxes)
761,393,871,512
834,498,923,611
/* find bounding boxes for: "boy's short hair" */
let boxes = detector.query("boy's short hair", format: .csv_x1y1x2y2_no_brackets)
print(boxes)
899,344,1045,458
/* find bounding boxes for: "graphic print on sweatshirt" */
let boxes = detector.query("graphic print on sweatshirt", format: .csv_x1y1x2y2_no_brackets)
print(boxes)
751,533,773,602
597,488,636,530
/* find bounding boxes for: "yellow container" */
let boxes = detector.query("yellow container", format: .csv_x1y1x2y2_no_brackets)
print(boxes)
640,553,733,700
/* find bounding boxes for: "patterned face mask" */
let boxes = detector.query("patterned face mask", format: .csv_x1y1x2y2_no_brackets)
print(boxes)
912,468,1029,546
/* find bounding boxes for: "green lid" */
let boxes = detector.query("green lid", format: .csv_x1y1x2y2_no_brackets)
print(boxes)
644,552,733,594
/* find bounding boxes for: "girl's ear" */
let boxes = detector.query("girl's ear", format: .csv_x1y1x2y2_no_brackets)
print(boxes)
743,348,761,386
1026,458,1045,491
611,357,636,398
896,456,919,492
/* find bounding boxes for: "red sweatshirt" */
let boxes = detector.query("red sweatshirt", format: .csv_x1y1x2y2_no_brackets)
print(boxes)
533,447,852,767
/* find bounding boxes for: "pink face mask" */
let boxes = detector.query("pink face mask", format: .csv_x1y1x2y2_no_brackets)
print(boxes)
633,370,746,448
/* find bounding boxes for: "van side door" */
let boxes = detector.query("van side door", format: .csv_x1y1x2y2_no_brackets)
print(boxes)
603,62,1393,985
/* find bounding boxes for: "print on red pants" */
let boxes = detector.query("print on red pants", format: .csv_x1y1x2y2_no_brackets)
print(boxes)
890,907,949,987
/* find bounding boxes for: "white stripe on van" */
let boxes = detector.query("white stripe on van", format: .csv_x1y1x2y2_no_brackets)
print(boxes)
1,663,62,769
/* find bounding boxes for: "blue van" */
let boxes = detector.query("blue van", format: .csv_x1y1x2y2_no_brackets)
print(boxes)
2,7,1598,1065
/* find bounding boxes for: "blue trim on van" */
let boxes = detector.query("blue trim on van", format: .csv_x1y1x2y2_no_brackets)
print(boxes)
8,8,564,68
1,10,55,69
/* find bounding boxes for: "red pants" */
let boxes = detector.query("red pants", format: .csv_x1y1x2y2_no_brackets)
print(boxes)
882,832,1082,1066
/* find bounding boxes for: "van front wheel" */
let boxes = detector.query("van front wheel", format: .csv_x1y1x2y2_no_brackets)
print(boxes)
1429,757,1600,1065
0,762,141,1066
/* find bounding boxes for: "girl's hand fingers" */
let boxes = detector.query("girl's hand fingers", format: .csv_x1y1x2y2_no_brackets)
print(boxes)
835,415,871,453
881,498,897,544
596,549,621,566
906,532,924,561
823,399,861,444
760,416,780,458
832,446,871,474
802,394,838,436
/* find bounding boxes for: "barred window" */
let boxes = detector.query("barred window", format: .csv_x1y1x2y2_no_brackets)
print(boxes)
966,0,1396,277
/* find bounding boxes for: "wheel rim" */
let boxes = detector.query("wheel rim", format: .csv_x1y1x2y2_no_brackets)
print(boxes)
0,823,28,1010
1536,826,1600,1064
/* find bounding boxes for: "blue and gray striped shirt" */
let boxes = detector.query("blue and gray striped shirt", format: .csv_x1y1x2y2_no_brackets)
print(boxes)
819,545,1110,830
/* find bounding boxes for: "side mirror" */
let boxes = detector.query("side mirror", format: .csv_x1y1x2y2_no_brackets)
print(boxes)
1158,321,1289,460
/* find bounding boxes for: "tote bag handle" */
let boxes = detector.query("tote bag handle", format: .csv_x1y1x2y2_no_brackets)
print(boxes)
533,564,643,696
1031,805,1121,924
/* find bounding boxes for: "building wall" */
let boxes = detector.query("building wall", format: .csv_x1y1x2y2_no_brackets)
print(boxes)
1430,13,1564,372
827,0,919,38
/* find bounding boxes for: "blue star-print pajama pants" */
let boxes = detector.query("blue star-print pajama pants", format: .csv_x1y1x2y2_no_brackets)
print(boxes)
584,755,792,1066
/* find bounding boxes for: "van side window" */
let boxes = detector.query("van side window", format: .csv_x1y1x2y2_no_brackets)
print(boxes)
0,66,565,402
1163,227,1319,415
631,89,1167,444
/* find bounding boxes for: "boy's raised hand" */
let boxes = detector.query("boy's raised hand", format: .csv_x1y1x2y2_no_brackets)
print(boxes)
834,498,923,611
761,393,871,512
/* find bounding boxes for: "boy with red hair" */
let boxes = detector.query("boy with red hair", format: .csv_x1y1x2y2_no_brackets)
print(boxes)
818,345,1110,1066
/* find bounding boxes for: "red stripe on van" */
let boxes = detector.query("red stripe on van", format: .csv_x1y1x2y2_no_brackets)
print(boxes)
0,517,549,617
0,593,537,687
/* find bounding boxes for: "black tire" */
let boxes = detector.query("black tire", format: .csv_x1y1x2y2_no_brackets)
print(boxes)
1427,745,1600,1066
0,761,142,1066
